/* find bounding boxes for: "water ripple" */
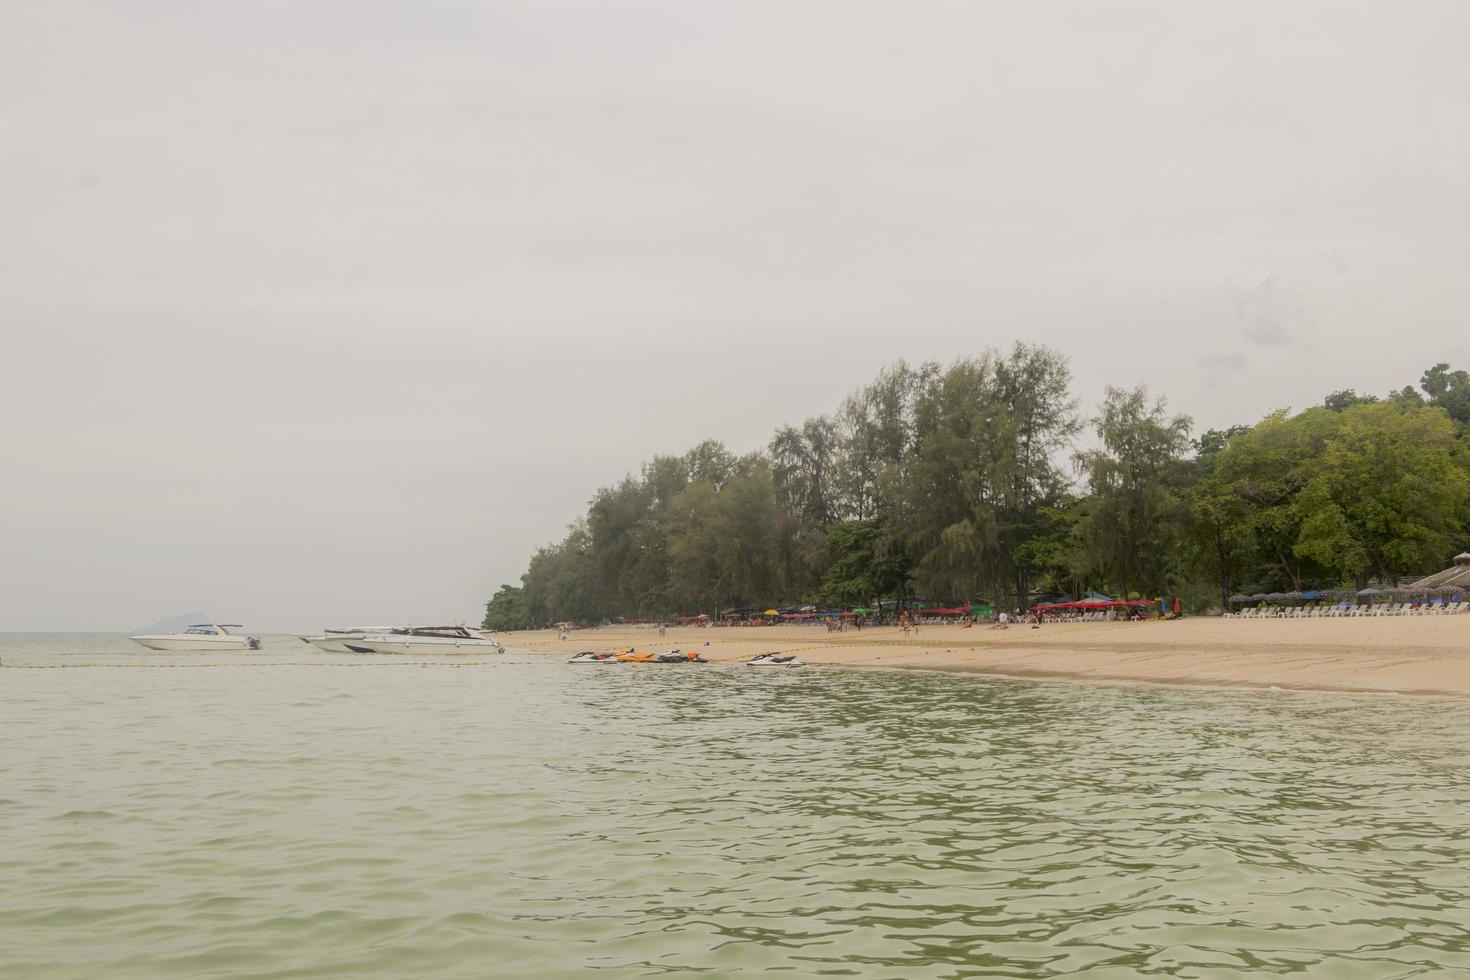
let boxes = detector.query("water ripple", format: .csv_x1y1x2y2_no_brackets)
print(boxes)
2,641,1470,976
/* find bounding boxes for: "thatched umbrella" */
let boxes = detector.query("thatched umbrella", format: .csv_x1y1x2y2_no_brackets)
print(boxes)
1228,593,1249,605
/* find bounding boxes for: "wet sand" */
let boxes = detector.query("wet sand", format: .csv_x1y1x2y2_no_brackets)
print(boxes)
508,617,1470,695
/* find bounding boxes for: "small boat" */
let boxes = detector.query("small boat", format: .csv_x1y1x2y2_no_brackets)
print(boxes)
130,623,260,652
298,628,392,654
747,653,804,668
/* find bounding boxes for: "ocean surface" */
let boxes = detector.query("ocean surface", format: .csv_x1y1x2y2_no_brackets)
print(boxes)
3,633,1469,979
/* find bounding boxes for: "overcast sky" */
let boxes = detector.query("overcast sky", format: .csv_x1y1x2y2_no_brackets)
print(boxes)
3,1,1468,631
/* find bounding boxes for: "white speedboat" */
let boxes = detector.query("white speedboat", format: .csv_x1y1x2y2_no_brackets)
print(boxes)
747,653,805,667
345,626,503,655
298,628,391,654
130,623,260,651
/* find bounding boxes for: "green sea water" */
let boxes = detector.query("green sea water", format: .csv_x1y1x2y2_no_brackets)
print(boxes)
3,633,1469,978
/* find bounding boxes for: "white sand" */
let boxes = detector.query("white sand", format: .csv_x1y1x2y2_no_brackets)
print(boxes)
507,616,1470,695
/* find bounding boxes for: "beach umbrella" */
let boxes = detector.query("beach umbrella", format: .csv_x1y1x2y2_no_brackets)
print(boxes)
763,609,779,616
851,607,874,614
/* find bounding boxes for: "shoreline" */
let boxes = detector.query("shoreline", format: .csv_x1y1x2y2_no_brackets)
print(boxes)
505,617,1470,697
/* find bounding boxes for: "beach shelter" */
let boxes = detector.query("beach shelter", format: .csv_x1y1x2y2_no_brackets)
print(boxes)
1408,553,1470,593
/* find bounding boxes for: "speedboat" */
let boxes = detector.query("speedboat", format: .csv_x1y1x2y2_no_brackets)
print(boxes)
346,626,503,655
130,623,260,651
747,653,804,667
298,628,392,654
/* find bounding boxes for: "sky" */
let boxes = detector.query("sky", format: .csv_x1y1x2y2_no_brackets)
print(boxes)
3,1,1469,631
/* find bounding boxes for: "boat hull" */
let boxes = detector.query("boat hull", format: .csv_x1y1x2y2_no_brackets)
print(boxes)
130,635,254,652
301,635,369,654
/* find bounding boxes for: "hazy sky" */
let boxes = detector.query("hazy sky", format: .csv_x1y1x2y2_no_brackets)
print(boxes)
4,2,1468,631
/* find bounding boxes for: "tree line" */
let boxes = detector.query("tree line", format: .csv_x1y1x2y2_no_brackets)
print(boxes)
483,346,1470,629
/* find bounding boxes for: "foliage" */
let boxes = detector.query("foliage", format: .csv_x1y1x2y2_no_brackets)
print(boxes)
1073,387,1193,597
481,585,531,631
818,518,909,609
1293,402,1470,585
497,356,1470,624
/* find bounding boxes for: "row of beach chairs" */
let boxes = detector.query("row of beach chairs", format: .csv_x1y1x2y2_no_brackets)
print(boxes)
1227,603,1466,619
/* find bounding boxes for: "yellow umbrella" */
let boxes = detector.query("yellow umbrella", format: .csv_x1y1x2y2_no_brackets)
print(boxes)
763,609,780,616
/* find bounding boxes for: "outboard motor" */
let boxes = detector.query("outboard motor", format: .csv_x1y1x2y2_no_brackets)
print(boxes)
248,637,262,651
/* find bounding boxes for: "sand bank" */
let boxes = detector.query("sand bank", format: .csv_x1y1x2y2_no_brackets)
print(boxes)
507,617,1470,695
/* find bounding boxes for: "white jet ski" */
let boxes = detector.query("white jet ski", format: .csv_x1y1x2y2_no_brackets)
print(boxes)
569,651,619,664
747,653,805,667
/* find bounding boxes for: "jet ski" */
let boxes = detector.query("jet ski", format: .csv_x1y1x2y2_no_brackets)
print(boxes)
569,651,619,664
657,650,707,664
614,650,659,663
747,653,805,667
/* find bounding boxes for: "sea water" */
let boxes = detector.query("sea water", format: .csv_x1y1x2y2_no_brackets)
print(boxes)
2,633,1469,978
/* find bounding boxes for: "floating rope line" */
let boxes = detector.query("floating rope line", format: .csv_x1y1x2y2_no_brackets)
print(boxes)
0,660,510,669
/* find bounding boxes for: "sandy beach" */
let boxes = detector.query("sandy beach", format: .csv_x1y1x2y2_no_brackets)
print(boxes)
509,617,1470,695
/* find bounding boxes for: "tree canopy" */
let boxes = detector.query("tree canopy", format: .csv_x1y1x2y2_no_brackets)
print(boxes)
494,351,1470,626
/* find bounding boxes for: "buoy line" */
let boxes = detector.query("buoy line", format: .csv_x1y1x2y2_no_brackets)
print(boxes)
0,661,509,669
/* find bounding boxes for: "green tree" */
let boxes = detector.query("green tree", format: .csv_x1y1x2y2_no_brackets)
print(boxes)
1191,408,1343,592
481,585,531,631
1074,387,1192,597
818,517,910,608
1420,362,1470,426
1324,389,1378,412
521,521,600,625
1293,402,1470,586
